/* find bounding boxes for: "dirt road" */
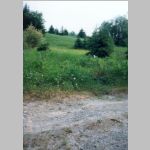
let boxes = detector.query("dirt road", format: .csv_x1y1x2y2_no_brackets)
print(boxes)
23,94,128,150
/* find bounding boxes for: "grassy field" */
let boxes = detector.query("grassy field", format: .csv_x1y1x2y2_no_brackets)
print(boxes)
24,33,128,98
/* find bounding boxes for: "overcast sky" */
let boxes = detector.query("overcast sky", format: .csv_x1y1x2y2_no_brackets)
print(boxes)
23,1,128,36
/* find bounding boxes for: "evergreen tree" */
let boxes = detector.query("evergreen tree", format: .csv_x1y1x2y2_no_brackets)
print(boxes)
48,25,55,34
77,29,86,38
88,27,114,57
23,4,45,33
63,29,68,35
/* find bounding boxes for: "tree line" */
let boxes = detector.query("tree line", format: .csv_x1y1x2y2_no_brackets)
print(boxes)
23,4,45,33
48,25,77,36
74,16,128,57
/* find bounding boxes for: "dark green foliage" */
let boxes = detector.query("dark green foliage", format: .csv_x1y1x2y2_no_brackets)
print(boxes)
48,25,74,36
69,31,76,37
60,28,69,36
74,37,90,49
83,37,92,50
113,16,128,46
110,16,128,46
77,29,86,38
48,26,68,36
88,28,114,57
63,29,68,35
99,16,128,47
23,4,45,33
54,29,59,35
125,50,128,59
74,38,83,49
37,40,50,51
82,37,90,49
48,25,55,34
23,4,30,30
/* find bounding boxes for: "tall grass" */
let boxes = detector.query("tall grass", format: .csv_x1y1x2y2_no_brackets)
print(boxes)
24,47,128,95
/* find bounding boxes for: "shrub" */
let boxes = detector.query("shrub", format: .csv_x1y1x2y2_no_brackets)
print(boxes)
94,58,128,85
23,25,43,49
37,40,50,51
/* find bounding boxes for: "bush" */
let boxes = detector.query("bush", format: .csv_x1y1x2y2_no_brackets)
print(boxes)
23,25,43,49
93,58,128,85
37,40,50,51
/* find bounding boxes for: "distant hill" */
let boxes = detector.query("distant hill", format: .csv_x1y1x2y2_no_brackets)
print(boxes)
45,33,77,49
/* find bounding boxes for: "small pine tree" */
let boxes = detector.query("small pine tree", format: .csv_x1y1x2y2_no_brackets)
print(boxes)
63,29,68,35
88,28,114,57
77,29,86,38
48,25,55,34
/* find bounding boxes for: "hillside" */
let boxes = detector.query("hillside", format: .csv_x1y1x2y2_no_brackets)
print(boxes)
24,33,128,99
45,33,77,49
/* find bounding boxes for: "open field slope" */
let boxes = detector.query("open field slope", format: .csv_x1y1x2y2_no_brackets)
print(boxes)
45,33,77,49
24,33,128,98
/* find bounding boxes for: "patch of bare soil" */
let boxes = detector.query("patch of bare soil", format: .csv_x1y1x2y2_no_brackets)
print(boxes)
23,94,128,150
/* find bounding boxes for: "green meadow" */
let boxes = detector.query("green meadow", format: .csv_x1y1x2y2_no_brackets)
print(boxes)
24,33,128,97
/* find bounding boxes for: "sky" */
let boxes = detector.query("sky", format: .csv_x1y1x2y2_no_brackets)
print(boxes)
23,1,128,36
